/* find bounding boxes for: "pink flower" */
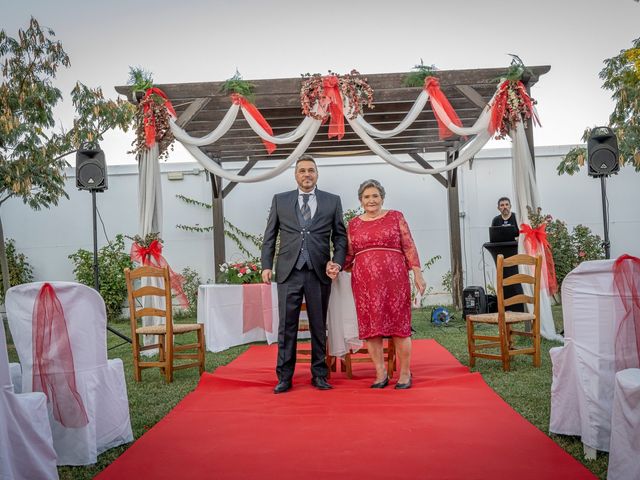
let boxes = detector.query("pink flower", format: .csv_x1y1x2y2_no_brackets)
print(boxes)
240,268,247,274
579,251,586,257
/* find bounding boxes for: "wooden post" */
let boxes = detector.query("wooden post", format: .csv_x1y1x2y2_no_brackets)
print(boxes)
446,150,463,310
521,72,537,171
210,169,226,283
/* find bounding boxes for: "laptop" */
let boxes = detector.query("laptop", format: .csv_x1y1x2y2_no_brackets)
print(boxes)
489,225,519,243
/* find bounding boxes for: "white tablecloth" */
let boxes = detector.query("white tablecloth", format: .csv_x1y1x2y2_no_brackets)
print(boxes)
549,259,629,452
197,273,362,355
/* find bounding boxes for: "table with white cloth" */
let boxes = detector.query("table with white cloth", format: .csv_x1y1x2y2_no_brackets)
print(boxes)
197,272,362,355
549,259,631,455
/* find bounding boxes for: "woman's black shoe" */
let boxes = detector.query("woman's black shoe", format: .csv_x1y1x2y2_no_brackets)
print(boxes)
370,376,389,389
394,374,412,390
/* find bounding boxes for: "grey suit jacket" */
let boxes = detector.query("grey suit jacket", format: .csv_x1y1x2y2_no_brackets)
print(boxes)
261,189,347,284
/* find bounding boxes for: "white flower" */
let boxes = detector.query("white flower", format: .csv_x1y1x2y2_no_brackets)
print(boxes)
238,272,243,277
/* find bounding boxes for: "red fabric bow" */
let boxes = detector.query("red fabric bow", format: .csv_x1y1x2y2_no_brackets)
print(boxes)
613,254,640,370
231,94,276,154
130,241,189,308
142,87,177,148
519,223,558,295
320,76,345,140
424,76,463,139
32,283,89,428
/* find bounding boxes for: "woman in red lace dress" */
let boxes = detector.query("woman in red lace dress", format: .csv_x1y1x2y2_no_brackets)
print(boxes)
346,179,426,389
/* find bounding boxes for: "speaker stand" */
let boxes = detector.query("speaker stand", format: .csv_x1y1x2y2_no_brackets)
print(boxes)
90,190,132,343
600,176,611,259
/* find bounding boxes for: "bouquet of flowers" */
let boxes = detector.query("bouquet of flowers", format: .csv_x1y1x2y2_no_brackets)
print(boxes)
219,259,263,284
300,70,374,120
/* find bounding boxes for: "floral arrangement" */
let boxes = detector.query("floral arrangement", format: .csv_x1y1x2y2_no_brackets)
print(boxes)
490,79,537,140
125,231,162,248
127,67,175,160
219,259,263,284
300,70,374,120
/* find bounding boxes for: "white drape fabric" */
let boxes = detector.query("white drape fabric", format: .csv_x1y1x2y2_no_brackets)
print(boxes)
1,314,58,479
607,368,640,480
6,282,133,466
167,84,498,181
510,123,562,342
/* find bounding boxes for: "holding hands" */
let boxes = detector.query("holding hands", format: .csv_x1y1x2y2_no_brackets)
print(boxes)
326,261,341,280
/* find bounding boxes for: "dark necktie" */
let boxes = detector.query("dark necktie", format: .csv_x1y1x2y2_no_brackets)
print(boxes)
301,194,311,222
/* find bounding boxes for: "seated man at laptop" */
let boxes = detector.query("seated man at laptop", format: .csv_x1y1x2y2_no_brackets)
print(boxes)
491,196,518,228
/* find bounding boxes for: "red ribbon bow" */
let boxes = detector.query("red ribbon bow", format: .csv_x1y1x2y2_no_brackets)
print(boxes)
320,76,345,140
519,223,558,295
231,94,276,154
142,87,177,148
424,76,463,139
130,241,189,308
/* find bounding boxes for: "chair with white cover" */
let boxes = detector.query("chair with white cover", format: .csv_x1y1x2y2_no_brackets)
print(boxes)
1,318,58,479
607,368,640,480
6,282,133,466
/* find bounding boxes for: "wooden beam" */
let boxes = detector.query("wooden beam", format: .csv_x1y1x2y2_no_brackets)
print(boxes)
446,150,463,309
221,158,258,198
176,97,211,127
455,85,487,109
208,163,226,283
408,153,448,188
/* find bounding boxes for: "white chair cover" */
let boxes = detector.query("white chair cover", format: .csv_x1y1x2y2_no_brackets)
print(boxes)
6,282,133,465
1,318,58,479
327,272,363,357
607,368,640,480
549,259,625,451
9,361,22,393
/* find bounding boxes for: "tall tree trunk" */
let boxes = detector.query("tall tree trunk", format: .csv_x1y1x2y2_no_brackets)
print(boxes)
0,214,11,297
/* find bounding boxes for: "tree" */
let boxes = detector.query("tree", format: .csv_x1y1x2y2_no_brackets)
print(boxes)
558,36,640,175
0,17,135,294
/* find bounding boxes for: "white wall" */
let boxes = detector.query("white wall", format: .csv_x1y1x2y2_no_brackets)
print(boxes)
3,145,639,298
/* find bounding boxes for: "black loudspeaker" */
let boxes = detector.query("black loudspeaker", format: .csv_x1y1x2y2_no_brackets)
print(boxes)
463,286,487,318
76,149,108,191
587,127,619,177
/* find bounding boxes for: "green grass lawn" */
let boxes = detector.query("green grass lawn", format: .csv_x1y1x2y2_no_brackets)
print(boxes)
4,305,609,479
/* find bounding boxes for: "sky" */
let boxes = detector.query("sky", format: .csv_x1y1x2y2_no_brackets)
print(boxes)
3,0,639,165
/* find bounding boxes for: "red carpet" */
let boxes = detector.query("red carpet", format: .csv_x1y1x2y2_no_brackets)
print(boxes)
98,340,595,479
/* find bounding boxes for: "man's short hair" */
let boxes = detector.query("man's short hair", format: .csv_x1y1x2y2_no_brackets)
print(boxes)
497,196,511,206
295,155,317,169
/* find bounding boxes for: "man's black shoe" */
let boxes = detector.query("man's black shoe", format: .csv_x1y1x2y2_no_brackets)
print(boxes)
311,376,333,390
273,380,292,394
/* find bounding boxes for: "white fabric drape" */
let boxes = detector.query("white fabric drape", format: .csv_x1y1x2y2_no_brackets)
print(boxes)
511,123,562,342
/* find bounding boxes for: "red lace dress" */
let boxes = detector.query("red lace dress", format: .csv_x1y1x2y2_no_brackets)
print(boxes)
346,210,421,339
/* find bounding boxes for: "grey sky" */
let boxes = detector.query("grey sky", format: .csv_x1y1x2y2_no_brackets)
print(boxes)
3,0,639,164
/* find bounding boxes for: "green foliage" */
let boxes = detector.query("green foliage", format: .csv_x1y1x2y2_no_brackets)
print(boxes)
403,59,438,87
441,270,452,293
175,267,203,318
0,239,33,303
494,54,535,82
560,37,640,174
411,255,442,305
526,207,605,289
175,194,263,260
220,69,255,102
127,66,154,93
68,234,133,320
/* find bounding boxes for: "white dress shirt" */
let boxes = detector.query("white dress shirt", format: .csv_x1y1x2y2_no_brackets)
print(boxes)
297,188,317,218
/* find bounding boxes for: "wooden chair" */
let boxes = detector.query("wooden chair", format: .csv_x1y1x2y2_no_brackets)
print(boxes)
343,338,396,379
125,265,205,383
466,253,542,372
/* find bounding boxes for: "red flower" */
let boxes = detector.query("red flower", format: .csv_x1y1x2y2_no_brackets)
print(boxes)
579,251,586,257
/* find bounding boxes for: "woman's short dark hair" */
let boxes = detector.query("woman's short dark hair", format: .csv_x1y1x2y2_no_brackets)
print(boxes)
358,179,385,200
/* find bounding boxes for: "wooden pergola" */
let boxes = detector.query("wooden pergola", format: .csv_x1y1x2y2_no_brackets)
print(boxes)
116,65,550,307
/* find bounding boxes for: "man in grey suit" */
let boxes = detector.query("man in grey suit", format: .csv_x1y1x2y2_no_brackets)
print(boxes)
261,155,347,394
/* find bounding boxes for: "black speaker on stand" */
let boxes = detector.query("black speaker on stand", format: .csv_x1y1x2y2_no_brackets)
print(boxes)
76,148,131,343
587,127,619,259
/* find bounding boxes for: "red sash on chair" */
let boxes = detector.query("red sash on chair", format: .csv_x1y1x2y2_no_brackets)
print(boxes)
613,254,640,371
32,283,89,428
